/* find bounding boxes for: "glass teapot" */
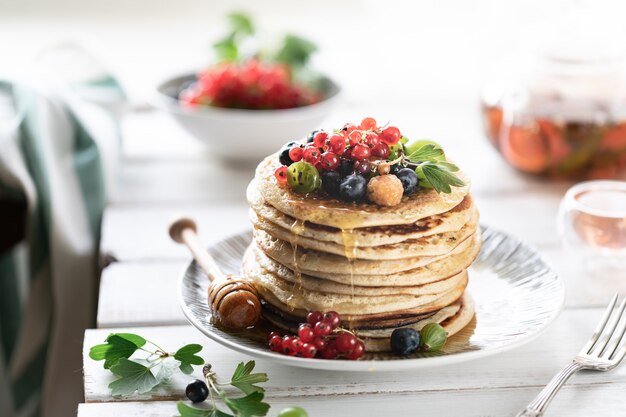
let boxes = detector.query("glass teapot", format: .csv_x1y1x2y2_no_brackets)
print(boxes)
481,6,626,179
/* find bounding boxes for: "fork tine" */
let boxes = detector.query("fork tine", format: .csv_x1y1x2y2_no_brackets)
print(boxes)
606,300,626,360
591,296,626,357
581,293,619,355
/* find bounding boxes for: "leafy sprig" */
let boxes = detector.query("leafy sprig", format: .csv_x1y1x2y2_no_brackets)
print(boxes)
177,362,270,417
389,141,465,194
89,333,206,397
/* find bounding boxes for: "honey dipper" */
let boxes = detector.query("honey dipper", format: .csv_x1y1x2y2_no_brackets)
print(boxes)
169,217,261,329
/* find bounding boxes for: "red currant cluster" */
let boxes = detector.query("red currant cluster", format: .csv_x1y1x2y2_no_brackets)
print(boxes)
179,59,321,110
267,311,365,360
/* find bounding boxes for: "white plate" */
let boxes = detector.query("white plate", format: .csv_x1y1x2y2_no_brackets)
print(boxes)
178,226,564,372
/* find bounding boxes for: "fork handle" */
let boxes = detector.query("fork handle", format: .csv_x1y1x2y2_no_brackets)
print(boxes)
516,361,585,417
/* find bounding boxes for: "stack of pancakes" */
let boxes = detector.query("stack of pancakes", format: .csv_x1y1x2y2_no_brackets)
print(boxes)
243,155,481,352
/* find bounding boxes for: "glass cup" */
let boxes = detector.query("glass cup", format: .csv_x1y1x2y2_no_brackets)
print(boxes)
558,180,626,281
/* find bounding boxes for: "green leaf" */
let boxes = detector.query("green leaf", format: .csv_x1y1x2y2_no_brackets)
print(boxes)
174,344,204,374
89,333,146,369
436,161,460,172
213,33,238,61
419,163,465,194
227,12,254,36
406,144,445,162
230,361,268,395
274,34,317,68
176,402,233,417
223,391,270,417
177,402,234,417
108,358,158,396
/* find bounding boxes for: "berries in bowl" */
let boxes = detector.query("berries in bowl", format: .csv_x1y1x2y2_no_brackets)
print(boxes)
153,13,340,162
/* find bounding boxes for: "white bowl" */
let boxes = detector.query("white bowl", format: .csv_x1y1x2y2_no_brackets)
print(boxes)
153,72,341,161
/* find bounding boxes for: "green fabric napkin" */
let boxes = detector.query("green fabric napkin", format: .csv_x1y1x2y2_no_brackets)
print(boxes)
0,72,124,417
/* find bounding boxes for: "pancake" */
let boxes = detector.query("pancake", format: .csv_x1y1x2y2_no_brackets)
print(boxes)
254,227,481,276
244,245,468,296
262,293,475,352
250,155,470,229
248,181,476,247
250,207,479,259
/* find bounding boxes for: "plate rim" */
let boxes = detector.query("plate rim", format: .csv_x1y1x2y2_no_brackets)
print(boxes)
177,225,565,372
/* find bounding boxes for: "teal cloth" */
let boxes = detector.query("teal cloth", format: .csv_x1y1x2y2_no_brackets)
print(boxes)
0,76,124,417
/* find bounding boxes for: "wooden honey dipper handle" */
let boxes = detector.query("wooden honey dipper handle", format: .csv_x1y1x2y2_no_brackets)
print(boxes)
169,217,261,329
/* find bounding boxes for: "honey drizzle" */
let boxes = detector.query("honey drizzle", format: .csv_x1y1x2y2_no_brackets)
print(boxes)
340,228,357,312
287,218,305,309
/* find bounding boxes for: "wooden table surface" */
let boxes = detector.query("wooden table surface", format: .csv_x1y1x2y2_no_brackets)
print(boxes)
81,104,626,416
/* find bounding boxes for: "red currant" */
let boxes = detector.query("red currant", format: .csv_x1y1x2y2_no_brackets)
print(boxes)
289,146,304,162
313,131,329,148
289,337,304,355
321,152,340,170
364,132,380,148
342,147,353,160
267,331,282,342
314,321,332,337
346,340,365,360
298,324,314,343
371,143,390,159
328,134,346,154
282,336,295,355
360,117,377,131
348,130,362,147
320,341,339,359
341,123,358,136
312,337,326,352
307,311,323,326
301,343,317,358
335,333,357,353
380,126,401,145
269,335,283,352
352,144,371,160
354,160,371,175
303,146,322,164
322,311,341,329
274,166,288,183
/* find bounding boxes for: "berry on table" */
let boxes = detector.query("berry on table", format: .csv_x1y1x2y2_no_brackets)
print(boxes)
367,174,404,206
395,168,419,195
390,328,421,356
277,406,310,417
185,379,209,403
420,323,448,352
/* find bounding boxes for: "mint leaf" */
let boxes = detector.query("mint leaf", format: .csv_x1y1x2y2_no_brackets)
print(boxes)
177,402,234,417
174,344,204,374
419,163,465,194
89,333,146,369
407,144,445,162
108,358,158,396
275,34,317,68
227,12,254,36
230,361,268,395
222,391,270,417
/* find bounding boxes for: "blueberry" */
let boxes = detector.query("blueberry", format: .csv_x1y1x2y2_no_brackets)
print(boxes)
395,168,419,195
185,379,209,403
321,171,342,197
339,174,367,202
389,164,401,175
390,328,421,355
338,159,354,176
279,141,299,166
306,130,320,143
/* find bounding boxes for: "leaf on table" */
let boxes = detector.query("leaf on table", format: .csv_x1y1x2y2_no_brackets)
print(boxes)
222,391,270,417
274,34,317,68
174,344,204,374
89,333,146,369
156,357,180,383
108,358,158,396
230,361,268,395
419,163,465,194
177,402,234,417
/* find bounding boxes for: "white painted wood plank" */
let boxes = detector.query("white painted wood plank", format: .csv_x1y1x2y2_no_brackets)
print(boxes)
100,203,249,262
77,382,626,417
97,262,188,328
83,309,626,404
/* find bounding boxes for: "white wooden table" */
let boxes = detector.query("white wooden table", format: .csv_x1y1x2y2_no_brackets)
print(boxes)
80,104,626,416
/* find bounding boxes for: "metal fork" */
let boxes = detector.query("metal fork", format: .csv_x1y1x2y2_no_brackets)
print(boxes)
516,294,626,417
